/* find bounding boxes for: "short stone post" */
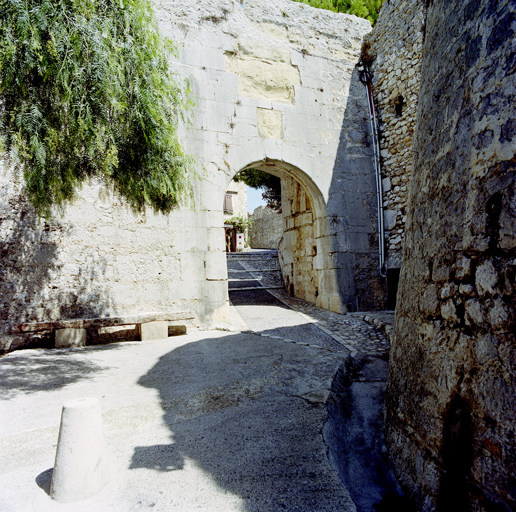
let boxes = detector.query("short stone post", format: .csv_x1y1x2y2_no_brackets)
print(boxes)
50,397,111,503
55,328,87,348
138,321,168,341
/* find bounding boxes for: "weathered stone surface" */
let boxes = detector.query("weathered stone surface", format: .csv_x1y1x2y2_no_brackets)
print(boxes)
256,108,283,139
50,397,112,503
366,0,426,270
18,312,193,333
224,52,300,103
475,260,498,296
385,1,516,510
383,209,398,231
141,0,381,314
249,206,282,249
168,324,187,336
454,255,472,280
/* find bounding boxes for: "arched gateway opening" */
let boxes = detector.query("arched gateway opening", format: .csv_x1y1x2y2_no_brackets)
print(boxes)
223,159,345,315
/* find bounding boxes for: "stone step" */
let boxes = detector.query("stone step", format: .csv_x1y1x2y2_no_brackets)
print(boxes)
226,251,278,260
228,286,285,291
227,250,284,292
228,268,281,273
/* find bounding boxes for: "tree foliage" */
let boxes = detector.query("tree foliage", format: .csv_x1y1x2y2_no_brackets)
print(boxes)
0,0,191,217
292,0,385,24
234,169,282,212
226,215,253,234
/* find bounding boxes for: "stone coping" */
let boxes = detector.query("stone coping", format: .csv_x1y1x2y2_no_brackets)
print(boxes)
16,312,194,333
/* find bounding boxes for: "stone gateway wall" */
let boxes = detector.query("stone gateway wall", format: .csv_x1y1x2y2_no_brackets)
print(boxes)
385,0,516,510
169,0,384,313
0,0,386,349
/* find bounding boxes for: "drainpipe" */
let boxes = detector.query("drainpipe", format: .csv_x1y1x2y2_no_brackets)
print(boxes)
357,59,387,278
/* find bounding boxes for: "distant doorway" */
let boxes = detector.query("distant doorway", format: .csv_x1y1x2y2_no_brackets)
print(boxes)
224,226,237,252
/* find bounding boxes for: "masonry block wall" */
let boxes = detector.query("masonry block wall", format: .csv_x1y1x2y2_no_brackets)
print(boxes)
385,0,516,509
279,175,318,307
168,0,384,314
0,168,214,350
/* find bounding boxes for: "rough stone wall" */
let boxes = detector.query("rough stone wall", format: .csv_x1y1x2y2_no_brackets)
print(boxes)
249,206,282,249
279,175,318,306
366,0,426,268
385,1,516,510
0,167,212,343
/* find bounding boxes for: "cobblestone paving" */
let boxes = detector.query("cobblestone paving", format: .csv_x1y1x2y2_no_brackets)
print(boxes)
268,289,391,358
229,252,393,358
348,311,395,343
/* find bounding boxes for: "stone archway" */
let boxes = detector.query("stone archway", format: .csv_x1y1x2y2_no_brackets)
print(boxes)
228,159,344,314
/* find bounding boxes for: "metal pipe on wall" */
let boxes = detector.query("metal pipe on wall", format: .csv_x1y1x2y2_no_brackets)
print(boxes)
358,60,387,278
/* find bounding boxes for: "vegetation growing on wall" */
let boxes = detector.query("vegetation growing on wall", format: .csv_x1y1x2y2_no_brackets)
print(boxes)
0,0,191,217
234,169,282,212
292,0,385,24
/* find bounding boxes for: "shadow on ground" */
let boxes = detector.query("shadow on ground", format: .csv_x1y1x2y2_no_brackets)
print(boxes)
0,344,122,399
130,285,410,511
134,330,354,511
325,354,415,512
229,288,292,308
230,288,347,352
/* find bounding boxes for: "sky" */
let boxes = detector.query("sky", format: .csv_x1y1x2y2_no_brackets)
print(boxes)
247,186,267,213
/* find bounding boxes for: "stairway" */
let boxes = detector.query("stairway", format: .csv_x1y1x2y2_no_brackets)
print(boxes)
226,250,284,292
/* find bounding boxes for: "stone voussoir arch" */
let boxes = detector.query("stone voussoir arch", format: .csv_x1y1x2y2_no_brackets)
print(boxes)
227,158,342,313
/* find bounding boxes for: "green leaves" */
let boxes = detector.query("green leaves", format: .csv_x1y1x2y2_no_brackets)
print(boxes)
293,0,386,24
0,0,191,216
226,215,253,234
234,169,282,212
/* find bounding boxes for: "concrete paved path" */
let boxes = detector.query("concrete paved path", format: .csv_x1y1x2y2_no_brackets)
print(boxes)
0,288,401,512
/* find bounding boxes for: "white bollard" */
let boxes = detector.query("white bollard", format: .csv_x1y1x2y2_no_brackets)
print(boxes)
50,397,111,503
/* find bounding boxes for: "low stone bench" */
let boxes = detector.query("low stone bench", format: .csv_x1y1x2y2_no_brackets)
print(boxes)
9,312,193,350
